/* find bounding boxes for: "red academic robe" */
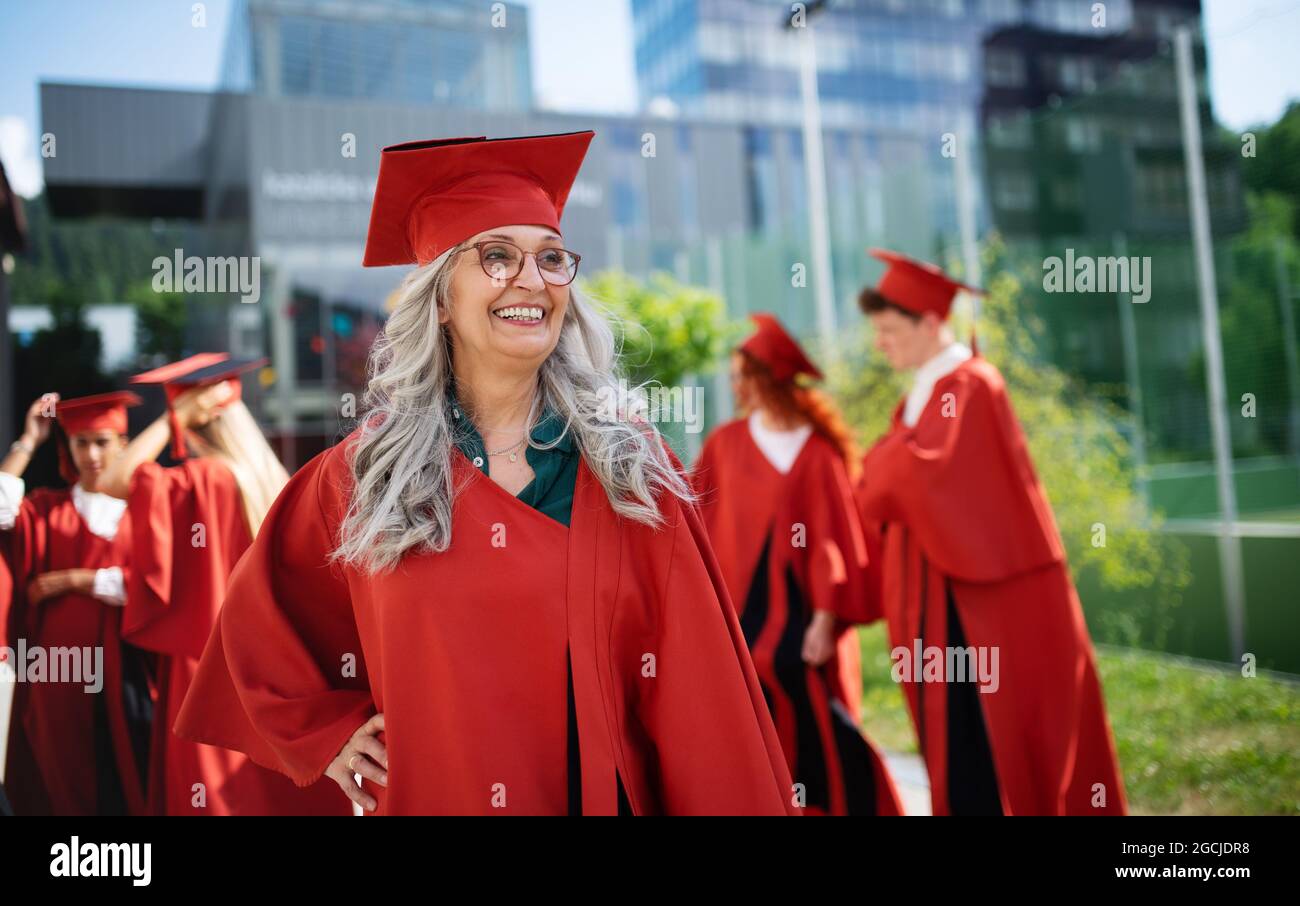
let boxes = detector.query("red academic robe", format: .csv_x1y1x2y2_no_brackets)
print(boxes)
856,355,1127,815
1,488,152,816
693,421,902,816
173,431,799,816
0,545,11,645
125,459,346,815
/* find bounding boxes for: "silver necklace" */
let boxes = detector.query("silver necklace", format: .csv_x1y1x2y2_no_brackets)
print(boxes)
486,435,527,463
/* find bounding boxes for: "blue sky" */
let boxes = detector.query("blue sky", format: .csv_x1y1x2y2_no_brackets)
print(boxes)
1,0,1297,197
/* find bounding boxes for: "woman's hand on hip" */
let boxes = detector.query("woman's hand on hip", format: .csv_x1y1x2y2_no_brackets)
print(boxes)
325,713,388,812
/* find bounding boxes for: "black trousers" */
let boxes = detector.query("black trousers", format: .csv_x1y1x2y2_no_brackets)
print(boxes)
943,586,1003,816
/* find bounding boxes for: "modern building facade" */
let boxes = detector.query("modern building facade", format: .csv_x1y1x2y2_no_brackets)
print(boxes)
634,0,1200,129
0,158,28,450
36,0,1234,468
977,3,1248,466
39,78,931,464
633,0,1208,234
220,0,533,111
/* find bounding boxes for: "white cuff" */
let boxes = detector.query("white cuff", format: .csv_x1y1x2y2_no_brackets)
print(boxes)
0,472,24,531
93,567,127,607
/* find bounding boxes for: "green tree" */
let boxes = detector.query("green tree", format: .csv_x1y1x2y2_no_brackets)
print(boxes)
123,279,187,359
581,270,733,387
1241,101,1300,240
1211,192,1300,457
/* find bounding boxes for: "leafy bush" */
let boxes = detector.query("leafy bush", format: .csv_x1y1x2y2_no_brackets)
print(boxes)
581,270,733,388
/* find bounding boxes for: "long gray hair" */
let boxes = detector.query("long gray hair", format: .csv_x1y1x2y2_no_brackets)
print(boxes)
187,399,289,538
332,242,693,574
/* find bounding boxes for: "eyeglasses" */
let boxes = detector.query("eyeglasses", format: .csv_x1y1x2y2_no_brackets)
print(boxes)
464,240,582,287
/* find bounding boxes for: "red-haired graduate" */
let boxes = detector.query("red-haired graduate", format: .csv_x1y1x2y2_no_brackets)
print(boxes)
854,249,1126,815
96,357,344,815
172,132,797,815
0,391,153,815
692,314,902,816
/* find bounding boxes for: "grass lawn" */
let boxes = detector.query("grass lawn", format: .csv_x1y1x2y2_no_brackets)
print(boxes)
855,623,1300,815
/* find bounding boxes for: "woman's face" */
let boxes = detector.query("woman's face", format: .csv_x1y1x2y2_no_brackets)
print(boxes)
729,352,754,414
70,430,127,488
441,224,572,373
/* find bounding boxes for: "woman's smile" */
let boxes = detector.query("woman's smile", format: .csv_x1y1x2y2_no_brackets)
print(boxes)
490,303,547,326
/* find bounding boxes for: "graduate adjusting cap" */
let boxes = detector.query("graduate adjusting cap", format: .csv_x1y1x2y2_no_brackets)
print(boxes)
869,248,984,320
54,391,143,484
362,130,596,268
739,313,823,382
131,353,267,460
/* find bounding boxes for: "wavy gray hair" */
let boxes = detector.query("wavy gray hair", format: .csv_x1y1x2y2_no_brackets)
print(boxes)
332,242,694,574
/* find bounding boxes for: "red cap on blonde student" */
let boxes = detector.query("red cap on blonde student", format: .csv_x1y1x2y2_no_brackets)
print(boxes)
131,354,267,460
869,248,985,319
739,313,823,383
53,391,143,484
362,131,595,268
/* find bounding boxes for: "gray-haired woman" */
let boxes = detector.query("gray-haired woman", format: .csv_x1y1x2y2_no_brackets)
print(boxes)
175,132,799,817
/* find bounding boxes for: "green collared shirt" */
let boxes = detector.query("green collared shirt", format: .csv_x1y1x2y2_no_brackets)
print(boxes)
448,389,579,527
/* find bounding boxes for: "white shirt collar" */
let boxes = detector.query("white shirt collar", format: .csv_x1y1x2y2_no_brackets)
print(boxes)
747,412,812,474
70,482,127,541
903,342,972,428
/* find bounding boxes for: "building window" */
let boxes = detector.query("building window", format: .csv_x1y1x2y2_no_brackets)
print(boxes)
994,172,1036,211
610,126,649,231
986,48,1027,88
1065,117,1102,152
1051,177,1083,209
744,127,779,235
987,113,1032,148
677,127,699,233
980,0,1021,25
280,17,315,95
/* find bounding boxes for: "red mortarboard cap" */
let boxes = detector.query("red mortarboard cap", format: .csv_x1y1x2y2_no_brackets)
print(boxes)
739,313,823,382
362,131,595,268
869,248,984,319
54,391,142,484
131,353,267,459
56,390,142,436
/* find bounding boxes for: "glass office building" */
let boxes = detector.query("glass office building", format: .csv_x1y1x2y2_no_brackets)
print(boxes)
633,0,1205,233
36,0,1231,469
634,0,1200,129
220,0,533,110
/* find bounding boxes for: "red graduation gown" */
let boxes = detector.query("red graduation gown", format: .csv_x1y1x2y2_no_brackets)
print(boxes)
693,421,902,816
125,459,345,815
1,488,150,815
856,356,1127,815
174,431,798,815
0,543,11,646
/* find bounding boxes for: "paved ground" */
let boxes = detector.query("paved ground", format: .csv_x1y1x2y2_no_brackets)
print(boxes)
0,662,13,777
883,750,932,816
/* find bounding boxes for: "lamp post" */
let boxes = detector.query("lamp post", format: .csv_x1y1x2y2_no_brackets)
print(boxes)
1174,25,1246,659
784,0,837,345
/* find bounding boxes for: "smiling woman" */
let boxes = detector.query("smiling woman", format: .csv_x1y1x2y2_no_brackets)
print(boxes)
174,131,799,816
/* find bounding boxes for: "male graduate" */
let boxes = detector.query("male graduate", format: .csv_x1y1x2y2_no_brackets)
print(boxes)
854,248,1126,816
